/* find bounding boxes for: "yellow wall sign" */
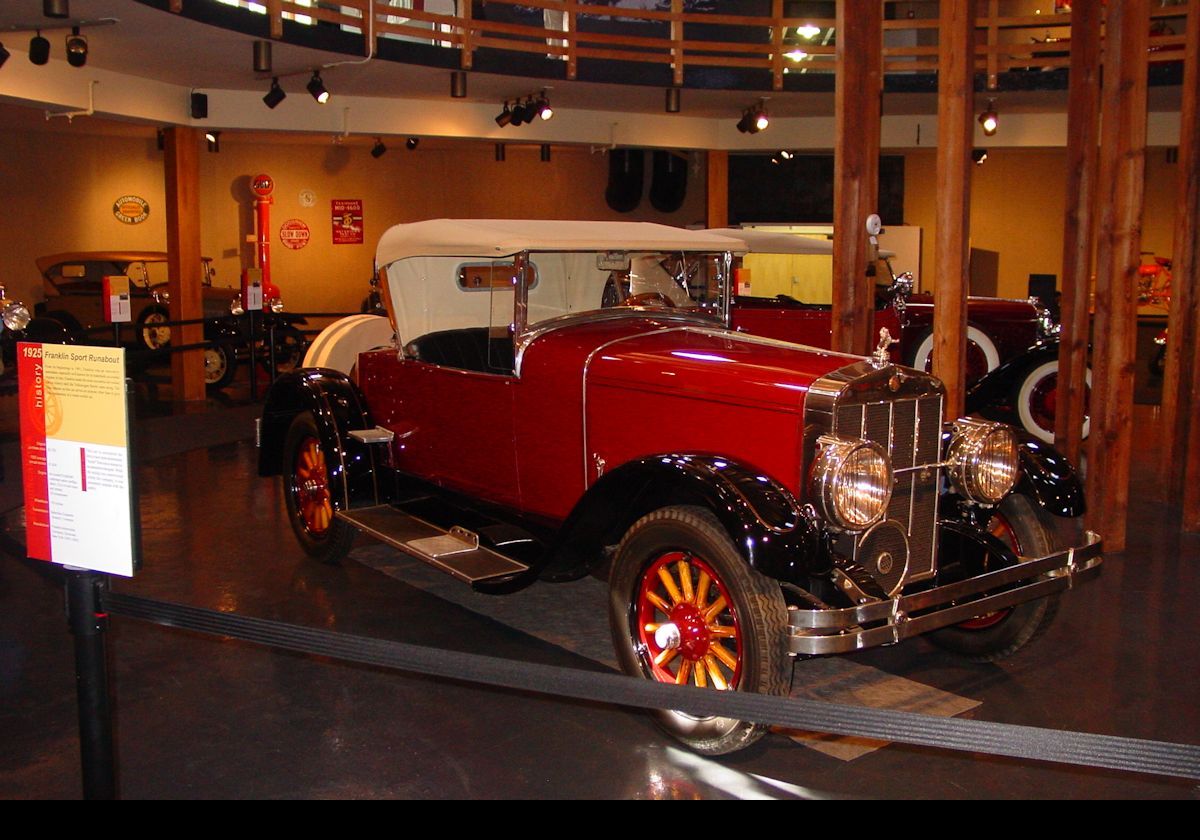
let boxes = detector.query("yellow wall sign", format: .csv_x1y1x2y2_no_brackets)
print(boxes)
19,343,136,577
113,195,150,225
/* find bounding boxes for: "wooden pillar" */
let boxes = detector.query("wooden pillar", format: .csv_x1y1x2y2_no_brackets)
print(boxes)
1085,0,1149,552
832,0,882,357
933,0,974,419
707,150,729,230
1164,3,1200,529
163,126,206,403
1055,1,1102,465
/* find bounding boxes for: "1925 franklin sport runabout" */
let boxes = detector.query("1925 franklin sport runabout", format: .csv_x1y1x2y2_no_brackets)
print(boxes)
257,220,1102,755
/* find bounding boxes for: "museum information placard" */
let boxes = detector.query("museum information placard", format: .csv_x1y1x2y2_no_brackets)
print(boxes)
18,343,135,577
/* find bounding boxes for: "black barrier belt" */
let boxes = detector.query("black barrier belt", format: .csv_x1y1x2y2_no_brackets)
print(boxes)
104,591,1200,781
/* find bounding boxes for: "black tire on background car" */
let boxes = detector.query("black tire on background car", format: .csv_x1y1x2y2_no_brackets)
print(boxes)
265,324,307,376
906,325,1000,380
282,412,355,565
928,494,1064,662
203,339,237,391
136,304,172,350
608,505,791,755
1012,359,1091,445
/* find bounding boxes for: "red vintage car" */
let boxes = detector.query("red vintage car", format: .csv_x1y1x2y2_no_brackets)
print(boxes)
705,229,1076,444
258,220,1101,755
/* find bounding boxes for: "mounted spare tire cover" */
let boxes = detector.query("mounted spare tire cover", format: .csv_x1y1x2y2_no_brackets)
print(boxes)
606,148,645,213
649,150,688,213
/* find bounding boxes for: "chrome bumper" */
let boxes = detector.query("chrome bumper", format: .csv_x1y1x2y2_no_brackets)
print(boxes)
787,531,1103,656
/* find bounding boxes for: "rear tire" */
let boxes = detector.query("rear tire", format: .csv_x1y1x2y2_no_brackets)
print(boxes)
282,412,355,565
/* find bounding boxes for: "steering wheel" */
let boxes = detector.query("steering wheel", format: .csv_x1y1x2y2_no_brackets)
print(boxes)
621,292,676,308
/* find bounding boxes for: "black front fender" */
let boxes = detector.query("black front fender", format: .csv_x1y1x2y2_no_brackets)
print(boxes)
258,368,383,511
1015,434,1085,518
546,454,823,585
964,339,1061,418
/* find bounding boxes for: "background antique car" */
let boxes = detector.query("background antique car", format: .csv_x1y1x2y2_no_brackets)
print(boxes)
0,285,33,391
705,229,1081,445
258,219,1101,755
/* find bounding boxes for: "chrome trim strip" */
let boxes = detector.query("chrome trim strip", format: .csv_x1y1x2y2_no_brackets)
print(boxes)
786,531,1102,655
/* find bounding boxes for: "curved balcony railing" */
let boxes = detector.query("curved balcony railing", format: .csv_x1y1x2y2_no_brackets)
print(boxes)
202,0,1192,90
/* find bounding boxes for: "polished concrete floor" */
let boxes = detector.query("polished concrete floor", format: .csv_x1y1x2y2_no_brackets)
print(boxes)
1,386,1198,798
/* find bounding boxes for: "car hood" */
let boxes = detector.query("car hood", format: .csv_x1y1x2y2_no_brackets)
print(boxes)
584,324,862,411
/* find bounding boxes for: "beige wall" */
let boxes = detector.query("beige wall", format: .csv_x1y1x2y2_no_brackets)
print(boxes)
900,146,1180,300
0,127,706,313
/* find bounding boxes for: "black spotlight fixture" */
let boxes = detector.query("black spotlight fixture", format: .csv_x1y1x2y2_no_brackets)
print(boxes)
371,137,387,159
65,27,86,68
540,144,551,163
495,101,513,128
510,98,531,127
451,70,467,98
156,128,164,151
253,40,272,74
29,31,50,66
191,91,208,119
972,148,989,165
736,101,769,134
263,77,286,109
307,70,329,104
978,99,998,136
44,0,69,18
665,87,680,114
406,137,419,150
0,42,9,70
537,91,553,121
495,143,506,162
205,130,221,153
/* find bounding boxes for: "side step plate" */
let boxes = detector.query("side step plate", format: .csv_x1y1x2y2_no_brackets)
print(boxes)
337,505,529,584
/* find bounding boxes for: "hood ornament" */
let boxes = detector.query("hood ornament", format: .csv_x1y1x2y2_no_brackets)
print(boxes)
871,327,898,369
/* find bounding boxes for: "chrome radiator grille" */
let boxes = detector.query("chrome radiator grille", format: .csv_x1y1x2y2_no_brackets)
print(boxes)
833,394,944,589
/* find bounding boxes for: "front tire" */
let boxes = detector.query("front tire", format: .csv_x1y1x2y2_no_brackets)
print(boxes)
203,340,237,391
136,304,172,350
929,494,1063,661
608,506,790,755
1013,359,1091,445
282,412,355,564
907,325,1001,382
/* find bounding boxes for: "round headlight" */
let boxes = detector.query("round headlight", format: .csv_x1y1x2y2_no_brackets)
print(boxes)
2,301,31,332
811,436,894,531
269,297,285,313
947,419,1020,504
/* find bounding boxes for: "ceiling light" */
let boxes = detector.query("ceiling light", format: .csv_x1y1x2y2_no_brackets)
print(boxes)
796,23,821,40
537,93,553,121
0,42,9,70
540,144,551,162
779,150,793,160
495,101,512,127
451,70,467,98
665,87,680,113
406,137,419,150
755,108,769,131
263,77,286,109
253,40,272,74
65,27,86,68
495,143,506,162
978,99,998,136
44,0,69,19
784,49,808,61
206,131,221,153
512,98,536,126
29,32,50,66
191,91,208,119
307,71,329,104
737,102,769,134
371,138,387,158
972,148,989,165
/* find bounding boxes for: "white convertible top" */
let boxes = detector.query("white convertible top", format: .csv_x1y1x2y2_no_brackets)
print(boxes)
376,219,746,265
709,227,896,259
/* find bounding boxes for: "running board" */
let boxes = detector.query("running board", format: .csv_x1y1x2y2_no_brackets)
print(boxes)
336,505,530,584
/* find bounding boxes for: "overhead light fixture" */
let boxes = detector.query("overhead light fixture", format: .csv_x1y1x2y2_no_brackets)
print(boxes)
540,144,551,163
784,48,809,61
29,32,50,66
206,130,221,153
406,137,419,150
537,92,553,121
665,87,680,114
0,42,9,70
263,77,286,109
796,23,821,40
737,101,769,134
978,99,998,136
451,70,467,98
495,143,506,162
495,101,512,128
371,137,387,158
307,70,329,104
512,98,535,126
191,91,208,119
780,150,793,159
156,128,164,151
65,26,86,68
972,148,989,165
253,40,272,74
44,0,69,18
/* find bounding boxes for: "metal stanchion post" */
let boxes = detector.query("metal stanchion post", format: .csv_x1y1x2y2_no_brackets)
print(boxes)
248,310,258,402
267,319,277,382
64,568,117,800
